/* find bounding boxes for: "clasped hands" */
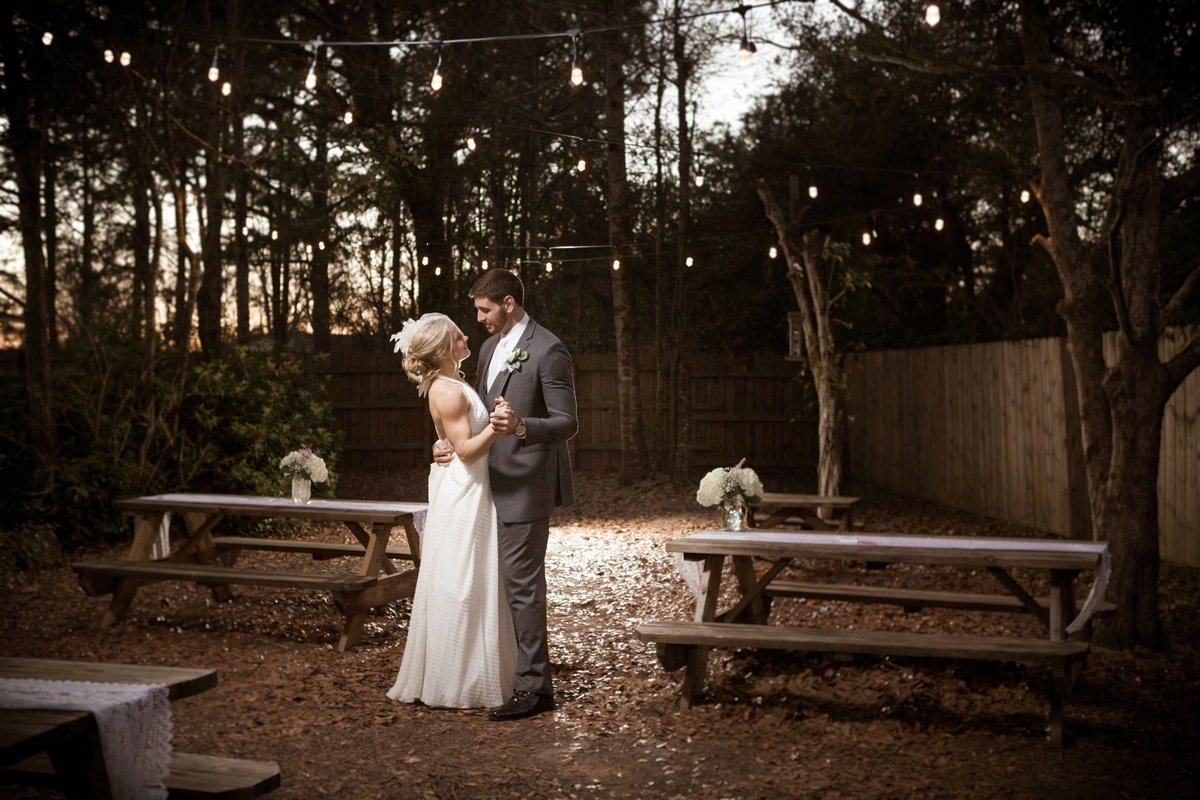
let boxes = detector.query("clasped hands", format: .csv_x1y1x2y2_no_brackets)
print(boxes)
432,396,519,466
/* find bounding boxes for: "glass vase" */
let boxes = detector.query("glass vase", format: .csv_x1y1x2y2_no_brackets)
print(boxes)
291,474,311,504
720,498,747,531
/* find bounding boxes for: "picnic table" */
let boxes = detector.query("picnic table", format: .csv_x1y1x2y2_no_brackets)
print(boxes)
637,529,1112,746
748,491,861,531
72,493,427,652
0,656,279,799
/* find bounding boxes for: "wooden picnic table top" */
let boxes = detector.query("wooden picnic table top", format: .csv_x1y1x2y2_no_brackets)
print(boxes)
0,657,217,702
667,529,1109,571
113,493,426,525
758,492,861,508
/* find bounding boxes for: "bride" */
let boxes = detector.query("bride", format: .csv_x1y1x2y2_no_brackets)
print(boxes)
387,313,516,708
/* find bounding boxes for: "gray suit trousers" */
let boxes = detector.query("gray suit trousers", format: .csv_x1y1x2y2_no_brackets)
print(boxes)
496,516,552,697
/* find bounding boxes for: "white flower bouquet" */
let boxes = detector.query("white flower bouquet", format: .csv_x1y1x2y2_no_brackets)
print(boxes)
279,446,329,483
696,458,763,508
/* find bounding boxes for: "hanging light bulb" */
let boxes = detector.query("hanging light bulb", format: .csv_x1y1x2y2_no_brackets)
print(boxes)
862,231,872,246
343,110,353,124
577,159,587,172
271,230,278,240
221,81,231,96
305,38,321,90
935,217,945,231
435,266,442,276
736,5,756,65
570,31,583,86
208,49,220,82
545,262,553,273
769,246,778,259
1020,189,1031,203
481,259,489,269
240,226,248,236
685,256,694,267
808,184,818,199
466,136,476,151
41,32,53,46
612,259,620,271
694,174,704,187
318,241,325,251
913,192,923,207
422,255,429,266
120,51,131,67
305,244,313,255
925,4,941,27
104,49,114,63
430,48,443,91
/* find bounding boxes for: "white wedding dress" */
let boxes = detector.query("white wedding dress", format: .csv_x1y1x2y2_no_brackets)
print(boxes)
387,376,516,708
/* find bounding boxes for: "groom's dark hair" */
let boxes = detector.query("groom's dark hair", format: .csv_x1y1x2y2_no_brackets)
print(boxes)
470,269,524,307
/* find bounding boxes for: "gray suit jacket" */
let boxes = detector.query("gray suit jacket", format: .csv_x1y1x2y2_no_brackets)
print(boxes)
476,318,578,523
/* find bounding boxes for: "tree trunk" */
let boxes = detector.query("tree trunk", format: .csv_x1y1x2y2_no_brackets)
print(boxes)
233,109,249,345
0,16,57,471
42,135,58,352
311,124,331,352
670,7,693,480
198,109,227,354
1018,0,1200,646
603,14,648,485
757,179,848,498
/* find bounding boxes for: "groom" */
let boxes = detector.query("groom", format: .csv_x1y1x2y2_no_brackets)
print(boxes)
435,268,578,720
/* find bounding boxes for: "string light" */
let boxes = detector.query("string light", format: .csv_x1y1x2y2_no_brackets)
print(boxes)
120,51,131,66
570,30,583,86
612,259,620,270
435,266,442,276
1020,189,1031,203
694,174,704,187
769,246,777,259
208,48,220,82
41,32,53,46
736,4,756,65
577,159,587,172
685,256,694,267
305,244,313,255
421,255,429,266
104,49,114,63
318,241,325,250
466,136,477,151
305,38,321,90
925,5,941,27
913,192,923,207
862,231,872,245
481,259,489,269
934,217,945,231
545,261,553,273
271,230,278,241
808,184,818,199
431,47,443,91
221,81,231,96
343,110,353,124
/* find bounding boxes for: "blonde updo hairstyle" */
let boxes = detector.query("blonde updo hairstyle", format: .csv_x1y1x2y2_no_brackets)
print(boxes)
400,315,461,395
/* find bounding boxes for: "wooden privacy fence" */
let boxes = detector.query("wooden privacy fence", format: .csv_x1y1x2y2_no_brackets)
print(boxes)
844,327,1199,566
322,329,1197,566
320,350,819,474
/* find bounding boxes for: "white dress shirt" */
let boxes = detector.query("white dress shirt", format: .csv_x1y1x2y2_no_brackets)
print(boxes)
486,313,530,391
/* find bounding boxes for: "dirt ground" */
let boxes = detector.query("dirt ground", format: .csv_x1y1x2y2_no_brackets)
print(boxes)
2,469,1198,800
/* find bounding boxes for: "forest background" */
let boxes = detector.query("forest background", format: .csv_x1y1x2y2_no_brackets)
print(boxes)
2,1,1197,647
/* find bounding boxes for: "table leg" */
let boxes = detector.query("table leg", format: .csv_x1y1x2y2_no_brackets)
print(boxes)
695,555,725,623
678,645,709,710
1050,569,1084,688
183,512,232,602
336,522,395,653
101,512,164,628
728,555,775,624
47,714,112,800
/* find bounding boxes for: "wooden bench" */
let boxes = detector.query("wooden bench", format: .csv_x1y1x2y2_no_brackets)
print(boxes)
635,620,1088,746
74,560,379,595
764,580,1117,618
2,750,281,799
211,536,414,563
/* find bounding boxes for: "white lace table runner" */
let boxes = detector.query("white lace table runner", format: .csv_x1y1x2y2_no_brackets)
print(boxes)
0,678,171,800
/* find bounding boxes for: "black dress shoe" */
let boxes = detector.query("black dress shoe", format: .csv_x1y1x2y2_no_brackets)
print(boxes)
487,691,555,720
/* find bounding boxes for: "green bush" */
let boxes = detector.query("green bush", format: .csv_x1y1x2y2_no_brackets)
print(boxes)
0,336,341,560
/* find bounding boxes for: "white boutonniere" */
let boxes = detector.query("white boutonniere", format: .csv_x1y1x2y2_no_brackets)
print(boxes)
505,347,530,372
